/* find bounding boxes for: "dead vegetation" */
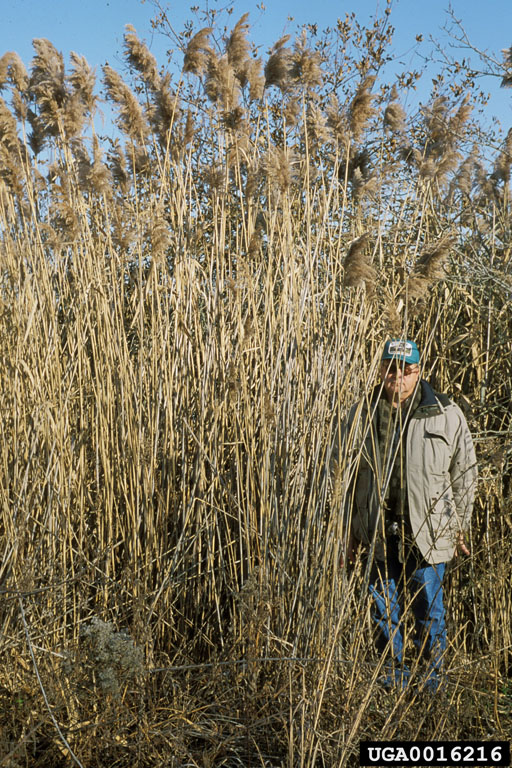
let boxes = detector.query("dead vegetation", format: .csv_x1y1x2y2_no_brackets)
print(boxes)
0,6,511,766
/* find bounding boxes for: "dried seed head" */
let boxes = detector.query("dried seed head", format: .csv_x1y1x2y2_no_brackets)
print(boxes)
283,98,300,127
290,32,323,88
223,105,245,131
147,213,169,258
264,35,291,91
492,127,512,184
205,165,225,191
349,75,376,142
383,298,403,337
124,25,160,90
183,109,194,146
407,234,454,302
1,51,29,91
343,233,377,290
264,146,296,193
500,45,512,87
227,13,251,72
205,54,240,109
0,96,21,152
61,90,89,138
326,94,349,145
400,144,422,168
244,162,262,199
89,135,111,194
11,89,28,121
108,139,131,194
183,27,213,77
30,38,65,94
347,148,371,186
27,108,46,155
383,88,406,134
133,144,152,176
29,39,68,136
152,72,180,139
102,64,148,140
449,96,472,135
351,168,380,200
305,102,330,147
424,95,450,144
243,57,264,101
247,229,262,258
475,162,497,204
69,52,97,115
0,54,8,87
435,149,462,182
448,148,478,199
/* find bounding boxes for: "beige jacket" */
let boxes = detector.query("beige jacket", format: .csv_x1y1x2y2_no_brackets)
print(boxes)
337,380,478,564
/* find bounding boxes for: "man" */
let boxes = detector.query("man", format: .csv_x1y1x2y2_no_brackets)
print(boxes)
337,339,477,691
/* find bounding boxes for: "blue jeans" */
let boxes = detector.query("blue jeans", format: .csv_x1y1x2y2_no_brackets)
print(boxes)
369,536,447,690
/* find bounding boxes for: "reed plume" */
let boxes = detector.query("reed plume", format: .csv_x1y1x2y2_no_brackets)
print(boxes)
305,103,330,147
0,97,21,152
0,53,8,86
455,148,478,196
244,57,264,101
205,54,240,109
152,72,181,141
500,45,512,87
107,138,131,194
407,234,454,302
445,146,478,205
0,51,29,91
84,135,111,195
492,127,512,184
124,25,161,91
227,13,250,72
326,93,349,145
11,89,28,121
264,35,291,91
102,64,149,140
69,52,97,116
29,38,67,136
343,233,376,289
449,95,473,135
26,107,46,155
290,31,323,88
384,86,406,134
349,75,376,142
264,145,295,192
183,27,213,76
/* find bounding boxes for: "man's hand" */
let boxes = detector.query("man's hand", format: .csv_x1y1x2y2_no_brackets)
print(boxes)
455,531,470,557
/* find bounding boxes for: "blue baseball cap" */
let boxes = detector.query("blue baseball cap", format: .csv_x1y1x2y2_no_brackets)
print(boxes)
382,339,420,365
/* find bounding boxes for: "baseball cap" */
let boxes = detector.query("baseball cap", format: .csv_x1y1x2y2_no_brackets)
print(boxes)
381,339,420,365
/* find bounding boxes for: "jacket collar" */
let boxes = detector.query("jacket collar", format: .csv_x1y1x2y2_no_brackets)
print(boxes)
370,379,444,417
412,380,446,418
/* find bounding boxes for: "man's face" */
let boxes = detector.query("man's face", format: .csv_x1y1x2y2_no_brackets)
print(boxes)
380,359,420,405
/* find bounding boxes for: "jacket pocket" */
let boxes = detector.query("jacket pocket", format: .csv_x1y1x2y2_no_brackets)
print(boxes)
424,428,453,476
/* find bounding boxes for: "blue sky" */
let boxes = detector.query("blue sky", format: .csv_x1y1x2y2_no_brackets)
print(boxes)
3,0,512,132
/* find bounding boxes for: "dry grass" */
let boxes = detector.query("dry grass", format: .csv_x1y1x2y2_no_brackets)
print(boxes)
0,9,511,766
